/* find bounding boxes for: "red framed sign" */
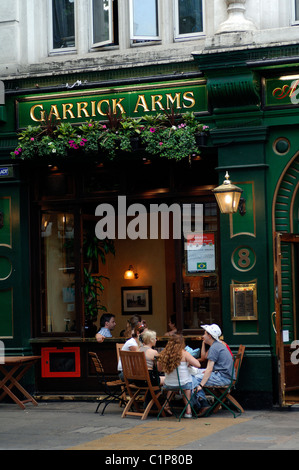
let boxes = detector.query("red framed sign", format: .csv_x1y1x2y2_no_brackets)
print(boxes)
41,347,81,378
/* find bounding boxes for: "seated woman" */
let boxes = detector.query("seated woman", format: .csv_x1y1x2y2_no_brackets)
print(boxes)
164,314,177,337
158,335,201,418
139,329,164,386
117,325,140,378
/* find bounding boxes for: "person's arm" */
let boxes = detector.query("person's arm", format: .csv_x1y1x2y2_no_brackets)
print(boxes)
183,350,201,368
199,342,208,361
95,333,105,343
196,360,214,389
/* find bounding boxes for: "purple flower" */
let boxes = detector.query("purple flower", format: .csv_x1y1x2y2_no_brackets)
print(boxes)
150,128,156,133
14,150,19,155
30,137,35,141
159,142,163,146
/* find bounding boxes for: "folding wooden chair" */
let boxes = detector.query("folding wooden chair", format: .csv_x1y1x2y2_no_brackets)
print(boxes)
157,368,198,421
89,352,127,415
115,343,127,405
120,350,165,420
202,344,246,418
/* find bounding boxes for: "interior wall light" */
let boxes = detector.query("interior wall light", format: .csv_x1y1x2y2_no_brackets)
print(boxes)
212,172,246,215
124,265,139,280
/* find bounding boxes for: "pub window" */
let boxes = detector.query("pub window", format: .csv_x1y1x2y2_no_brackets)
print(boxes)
174,0,204,39
129,0,160,42
40,211,78,334
49,0,76,51
91,0,119,48
181,201,221,332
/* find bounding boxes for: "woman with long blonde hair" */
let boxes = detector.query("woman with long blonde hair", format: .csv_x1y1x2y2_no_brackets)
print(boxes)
158,335,201,418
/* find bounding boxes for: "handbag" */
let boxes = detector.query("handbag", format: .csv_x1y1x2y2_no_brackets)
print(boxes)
149,358,160,386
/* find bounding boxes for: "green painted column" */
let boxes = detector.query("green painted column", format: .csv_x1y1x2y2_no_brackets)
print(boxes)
0,170,32,356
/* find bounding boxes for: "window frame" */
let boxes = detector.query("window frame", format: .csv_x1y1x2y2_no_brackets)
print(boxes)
90,0,115,48
48,0,77,54
129,0,161,42
292,0,299,24
173,0,205,40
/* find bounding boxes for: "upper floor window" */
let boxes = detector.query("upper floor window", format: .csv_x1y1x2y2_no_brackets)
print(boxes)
130,0,160,42
91,0,119,47
174,0,204,39
48,0,204,54
292,0,299,23
50,0,75,51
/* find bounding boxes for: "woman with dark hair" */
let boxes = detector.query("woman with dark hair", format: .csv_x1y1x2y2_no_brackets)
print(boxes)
158,335,201,418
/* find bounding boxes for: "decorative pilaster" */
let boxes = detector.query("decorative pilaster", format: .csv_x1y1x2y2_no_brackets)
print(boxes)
216,0,256,34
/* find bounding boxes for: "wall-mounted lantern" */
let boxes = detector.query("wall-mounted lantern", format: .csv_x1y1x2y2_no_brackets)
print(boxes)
212,172,246,215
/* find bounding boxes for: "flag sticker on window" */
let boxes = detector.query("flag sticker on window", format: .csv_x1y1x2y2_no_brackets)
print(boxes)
197,262,207,270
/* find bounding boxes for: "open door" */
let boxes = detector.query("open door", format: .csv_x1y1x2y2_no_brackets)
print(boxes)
273,232,299,406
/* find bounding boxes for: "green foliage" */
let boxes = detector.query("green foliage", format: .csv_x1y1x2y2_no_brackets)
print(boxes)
10,112,210,162
83,234,115,320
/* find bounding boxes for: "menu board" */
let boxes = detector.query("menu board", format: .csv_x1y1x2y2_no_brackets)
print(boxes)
230,283,257,320
186,233,216,274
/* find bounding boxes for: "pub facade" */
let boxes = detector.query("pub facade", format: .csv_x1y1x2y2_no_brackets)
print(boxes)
0,0,299,408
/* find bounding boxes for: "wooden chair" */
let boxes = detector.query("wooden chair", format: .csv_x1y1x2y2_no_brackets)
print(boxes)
120,350,165,420
115,343,127,405
157,368,198,421
89,352,127,415
202,344,246,418
116,343,123,363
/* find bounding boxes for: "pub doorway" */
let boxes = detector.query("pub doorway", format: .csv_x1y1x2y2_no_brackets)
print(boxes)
273,155,299,406
274,233,299,406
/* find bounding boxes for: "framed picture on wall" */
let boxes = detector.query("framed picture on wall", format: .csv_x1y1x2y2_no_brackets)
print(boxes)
121,286,152,315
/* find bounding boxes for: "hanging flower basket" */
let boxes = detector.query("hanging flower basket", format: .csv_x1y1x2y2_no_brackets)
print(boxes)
10,112,210,163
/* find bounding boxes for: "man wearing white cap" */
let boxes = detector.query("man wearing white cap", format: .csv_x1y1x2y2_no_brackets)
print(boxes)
191,324,233,416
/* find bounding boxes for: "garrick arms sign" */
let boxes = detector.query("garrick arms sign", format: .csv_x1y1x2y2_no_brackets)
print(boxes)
16,79,208,128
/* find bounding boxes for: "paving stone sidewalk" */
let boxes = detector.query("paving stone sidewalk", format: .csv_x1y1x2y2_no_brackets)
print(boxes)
1,400,299,451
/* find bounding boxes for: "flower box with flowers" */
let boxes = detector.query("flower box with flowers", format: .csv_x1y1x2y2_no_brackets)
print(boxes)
10,113,210,163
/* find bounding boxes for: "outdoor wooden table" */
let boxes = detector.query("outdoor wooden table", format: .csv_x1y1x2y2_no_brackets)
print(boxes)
0,356,40,410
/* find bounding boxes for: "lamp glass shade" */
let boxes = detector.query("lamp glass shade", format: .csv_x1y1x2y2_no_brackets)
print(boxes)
124,266,134,280
212,172,243,214
214,190,242,214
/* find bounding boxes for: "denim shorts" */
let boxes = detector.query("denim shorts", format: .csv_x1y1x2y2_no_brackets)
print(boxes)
163,381,193,390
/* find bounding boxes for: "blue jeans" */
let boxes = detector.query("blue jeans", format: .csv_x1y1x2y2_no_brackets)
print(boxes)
191,371,231,408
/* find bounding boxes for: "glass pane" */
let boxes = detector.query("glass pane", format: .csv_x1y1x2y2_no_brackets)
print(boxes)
296,0,299,21
41,212,76,333
52,0,75,49
178,0,203,35
93,0,111,45
182,202,221,331
132,0,158,37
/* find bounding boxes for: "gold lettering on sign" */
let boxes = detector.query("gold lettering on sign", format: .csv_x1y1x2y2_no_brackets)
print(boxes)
166,93,181,110
27,88,198,124
91,101,96,117
134,95,150,113
183,91,195,108
62,103,75,120
97,99,110,116
30,104,45,122
151,95,164,111
77,102,90,118
48,105,61,121
112,98,126,115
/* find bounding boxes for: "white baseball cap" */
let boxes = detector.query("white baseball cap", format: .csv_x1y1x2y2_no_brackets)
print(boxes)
202,324,222,341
